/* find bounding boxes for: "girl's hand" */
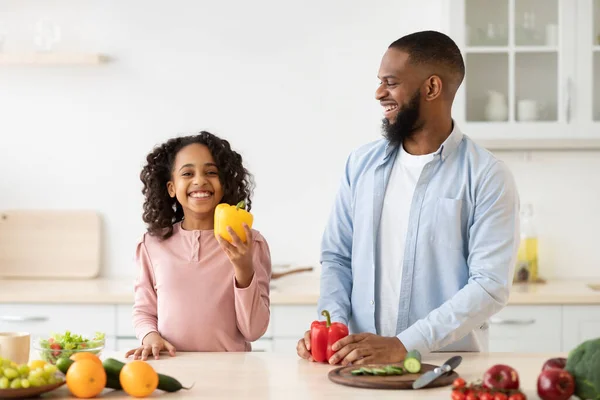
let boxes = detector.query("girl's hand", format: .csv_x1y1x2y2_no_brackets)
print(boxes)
217,223,254,288
124,332,176,360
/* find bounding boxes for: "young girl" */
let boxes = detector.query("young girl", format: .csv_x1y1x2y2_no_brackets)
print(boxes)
125,131,271,361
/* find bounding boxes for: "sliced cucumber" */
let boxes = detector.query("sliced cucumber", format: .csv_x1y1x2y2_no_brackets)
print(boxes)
403,350,422,373
384,365,404,375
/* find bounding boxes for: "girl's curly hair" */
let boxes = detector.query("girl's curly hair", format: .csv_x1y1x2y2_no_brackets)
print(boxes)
140,131,254,240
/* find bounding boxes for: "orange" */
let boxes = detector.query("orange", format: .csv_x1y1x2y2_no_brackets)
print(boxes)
70,352,102,366
119,360,158,398
66,359,106,398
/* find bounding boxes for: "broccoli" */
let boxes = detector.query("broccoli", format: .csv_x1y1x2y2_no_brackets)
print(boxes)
565,337,600,400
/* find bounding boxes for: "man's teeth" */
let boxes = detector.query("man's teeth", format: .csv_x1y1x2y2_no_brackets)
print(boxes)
189,192,211,198
384,105,398,112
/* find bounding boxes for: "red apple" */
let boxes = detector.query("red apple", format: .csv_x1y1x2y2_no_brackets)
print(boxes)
483,364,520,390
541,357,567,371
537,368,575,400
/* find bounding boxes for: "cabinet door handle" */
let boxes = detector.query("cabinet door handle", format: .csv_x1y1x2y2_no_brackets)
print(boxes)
490,317,535,325
0,316,48,322
565,77,573,123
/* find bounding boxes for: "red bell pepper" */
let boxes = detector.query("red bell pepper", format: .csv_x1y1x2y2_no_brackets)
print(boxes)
310,310,349,363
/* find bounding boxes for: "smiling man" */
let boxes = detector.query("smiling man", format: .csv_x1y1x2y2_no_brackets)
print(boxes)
297,30,521,365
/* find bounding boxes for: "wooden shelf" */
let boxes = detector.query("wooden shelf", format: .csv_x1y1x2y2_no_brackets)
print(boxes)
0,52,109,65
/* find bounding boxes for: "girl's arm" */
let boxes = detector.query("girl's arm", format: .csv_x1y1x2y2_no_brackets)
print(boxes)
233,233,272,342
132,237,159,343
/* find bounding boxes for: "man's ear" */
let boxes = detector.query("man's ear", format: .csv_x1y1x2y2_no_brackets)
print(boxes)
424,75,442,101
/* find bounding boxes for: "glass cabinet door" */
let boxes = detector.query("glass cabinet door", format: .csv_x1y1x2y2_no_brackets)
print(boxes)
450,0,576,141
594,0,600,121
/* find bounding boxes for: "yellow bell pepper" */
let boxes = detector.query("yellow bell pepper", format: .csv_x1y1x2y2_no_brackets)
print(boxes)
214,200,254,244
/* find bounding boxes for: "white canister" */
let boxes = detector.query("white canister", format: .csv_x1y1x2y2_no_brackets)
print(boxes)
517,100,539,121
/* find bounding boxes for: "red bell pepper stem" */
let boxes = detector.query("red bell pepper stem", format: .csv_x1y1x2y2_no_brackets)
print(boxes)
321,310,331,327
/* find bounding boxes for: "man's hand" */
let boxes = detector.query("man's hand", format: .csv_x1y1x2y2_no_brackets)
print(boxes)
296,330,314,362
329,333,407,366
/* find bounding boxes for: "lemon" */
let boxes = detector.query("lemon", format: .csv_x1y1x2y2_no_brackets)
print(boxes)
28,360,47,370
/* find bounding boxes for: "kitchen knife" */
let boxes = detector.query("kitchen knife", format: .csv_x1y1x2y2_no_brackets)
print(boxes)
412,355,462,389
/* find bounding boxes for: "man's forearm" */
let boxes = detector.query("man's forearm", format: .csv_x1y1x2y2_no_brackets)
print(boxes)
397,276,509,354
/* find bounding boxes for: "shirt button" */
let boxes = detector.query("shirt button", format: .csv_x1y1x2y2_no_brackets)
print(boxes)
370,300,374,305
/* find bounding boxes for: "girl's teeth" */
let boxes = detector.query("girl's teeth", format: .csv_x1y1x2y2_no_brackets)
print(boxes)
190,192,211,198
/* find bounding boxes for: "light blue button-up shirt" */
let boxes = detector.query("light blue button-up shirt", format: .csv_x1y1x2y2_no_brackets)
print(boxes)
317,123,520,354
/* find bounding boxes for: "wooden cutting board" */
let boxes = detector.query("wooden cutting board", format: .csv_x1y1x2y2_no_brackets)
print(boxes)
328,362,458,390
0,210,101,279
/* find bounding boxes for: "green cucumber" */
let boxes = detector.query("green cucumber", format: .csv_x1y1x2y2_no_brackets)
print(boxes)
57,357,121,390
384,365,404,375
102,358,190,392
403,350,422,373
105,374,122,390
350,365,405,376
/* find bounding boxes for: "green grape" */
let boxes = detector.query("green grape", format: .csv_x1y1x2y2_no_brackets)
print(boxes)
43,364,57,375
0,367,4,377
47,376,58,385
17,364,29,377
9,378,21,389
28,377,43,387
37,376,47,386
20,378,30,389
0,376,8,389
28,368,43,380
3,368,18,380
2,360,12,368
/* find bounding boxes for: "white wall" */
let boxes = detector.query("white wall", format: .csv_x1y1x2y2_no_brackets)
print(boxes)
492,150,600,280
0,0,448,278
2,1,598,281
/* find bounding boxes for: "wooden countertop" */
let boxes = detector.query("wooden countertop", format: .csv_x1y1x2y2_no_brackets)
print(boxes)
39,351,568,399
1,274,599,305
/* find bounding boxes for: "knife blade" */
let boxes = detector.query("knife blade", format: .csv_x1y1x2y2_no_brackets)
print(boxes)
412,355,462,389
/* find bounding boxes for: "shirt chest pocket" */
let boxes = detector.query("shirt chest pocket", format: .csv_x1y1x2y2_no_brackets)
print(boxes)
431,197,464,250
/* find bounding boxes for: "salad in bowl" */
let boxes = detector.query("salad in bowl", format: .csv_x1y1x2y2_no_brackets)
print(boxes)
34,331,105,365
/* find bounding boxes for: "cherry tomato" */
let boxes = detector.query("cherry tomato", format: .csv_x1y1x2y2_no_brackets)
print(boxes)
480,392,494,400
452,390,466,400
508,393,526,400
453,378,467,388
494,393,508,400
466,392,478,400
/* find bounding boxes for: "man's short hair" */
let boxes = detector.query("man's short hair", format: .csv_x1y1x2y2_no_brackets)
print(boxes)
389,30,465,90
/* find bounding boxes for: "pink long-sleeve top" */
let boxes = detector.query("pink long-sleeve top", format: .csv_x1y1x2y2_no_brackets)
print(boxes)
132,221,271,352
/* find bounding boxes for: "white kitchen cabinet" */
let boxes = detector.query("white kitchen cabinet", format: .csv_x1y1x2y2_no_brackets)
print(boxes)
561,305,600,352
488,305,562,352
271,305,316,339
448,0,600,149
0,304,117,357
0,304,116,337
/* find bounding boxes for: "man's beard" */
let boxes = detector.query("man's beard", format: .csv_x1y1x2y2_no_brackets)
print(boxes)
381,90,422,148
